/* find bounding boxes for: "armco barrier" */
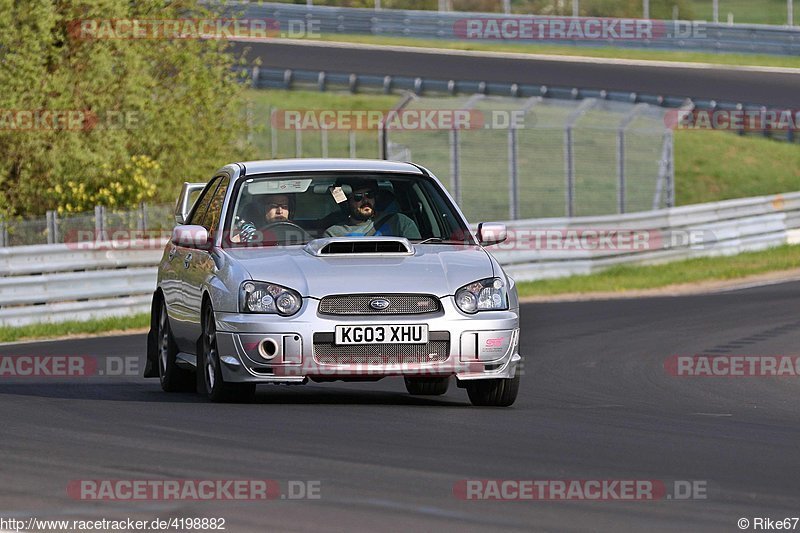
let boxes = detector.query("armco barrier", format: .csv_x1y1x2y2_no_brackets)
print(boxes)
0,242,166,327
238,2,800,56
2,193,800,326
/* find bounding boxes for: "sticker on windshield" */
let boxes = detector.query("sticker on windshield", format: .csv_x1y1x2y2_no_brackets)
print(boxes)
331,186,347,204
247,179,312,194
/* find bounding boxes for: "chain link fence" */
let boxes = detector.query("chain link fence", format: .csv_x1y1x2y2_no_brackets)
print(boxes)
383,94,673,221
4,93,672,246
257,0,796,25
0,203,174,248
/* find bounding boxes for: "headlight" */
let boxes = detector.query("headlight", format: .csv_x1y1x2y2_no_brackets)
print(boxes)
240,281,302,316
455,277,508,313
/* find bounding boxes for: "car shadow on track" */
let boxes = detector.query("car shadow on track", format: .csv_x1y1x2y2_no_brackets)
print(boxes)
0,382,470,406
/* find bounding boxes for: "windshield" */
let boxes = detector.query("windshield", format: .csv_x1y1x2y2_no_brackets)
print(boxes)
224,173,475,248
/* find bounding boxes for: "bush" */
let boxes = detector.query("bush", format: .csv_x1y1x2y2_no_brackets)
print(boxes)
0,0,256,217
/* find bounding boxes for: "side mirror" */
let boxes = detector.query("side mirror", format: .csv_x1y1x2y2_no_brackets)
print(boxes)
477,223,507,246
174,182,207,225
171,225,209,248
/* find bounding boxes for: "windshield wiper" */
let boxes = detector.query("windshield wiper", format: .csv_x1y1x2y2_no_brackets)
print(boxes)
415,237,467,245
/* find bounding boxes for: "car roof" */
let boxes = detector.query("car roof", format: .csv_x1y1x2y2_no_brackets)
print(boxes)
235,159,425,178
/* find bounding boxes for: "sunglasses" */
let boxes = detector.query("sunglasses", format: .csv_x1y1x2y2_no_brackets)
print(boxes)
351,191,376,202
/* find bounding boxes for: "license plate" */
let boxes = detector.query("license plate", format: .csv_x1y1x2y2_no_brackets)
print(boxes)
335,324,428,345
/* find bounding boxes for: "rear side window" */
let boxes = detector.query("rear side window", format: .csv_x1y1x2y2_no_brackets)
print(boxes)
187,177,220,227
199,176,230,235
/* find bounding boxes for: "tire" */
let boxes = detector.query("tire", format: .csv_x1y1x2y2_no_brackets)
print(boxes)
465,373,520,407
404,376,449,396
157,300,193,392
201,305,256,403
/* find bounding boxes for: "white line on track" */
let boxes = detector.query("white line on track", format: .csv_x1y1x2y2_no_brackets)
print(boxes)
234,37,800,75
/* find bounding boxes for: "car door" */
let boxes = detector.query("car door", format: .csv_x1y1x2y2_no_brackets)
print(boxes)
169,176,220,353
184,175,230,345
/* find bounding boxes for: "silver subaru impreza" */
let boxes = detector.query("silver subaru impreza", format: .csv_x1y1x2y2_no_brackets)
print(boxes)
145,159,521,406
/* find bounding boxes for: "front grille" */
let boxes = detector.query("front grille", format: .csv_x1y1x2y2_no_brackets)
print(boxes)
313,332,450,365
318,294,440,315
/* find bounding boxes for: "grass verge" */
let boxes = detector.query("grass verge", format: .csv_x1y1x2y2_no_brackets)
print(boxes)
516,244,800,296
0,313,150,344
309,34,800,69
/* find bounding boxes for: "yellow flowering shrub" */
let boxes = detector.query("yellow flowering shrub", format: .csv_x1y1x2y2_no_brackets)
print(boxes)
56,155,159,214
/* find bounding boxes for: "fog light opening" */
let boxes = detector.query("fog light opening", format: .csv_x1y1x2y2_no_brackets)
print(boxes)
259,338,279,360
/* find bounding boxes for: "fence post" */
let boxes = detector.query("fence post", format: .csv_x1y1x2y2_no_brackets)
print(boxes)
507,126,518,220
617,104,647,214
378,124,386,160
138,202,146,231
563,99,596,217
270,107,278,159
295,127,303,157
46,210,55,245
790,0,794,26
246,100,254,145
643,0,650,19
0,220,6,247
46,211,61,244
503,0,511,14
654,131,674,209
713,0,719,23
668,130,675,208
349,130,356,158
572,0,579,17
449,128,461,205
95,205,106,240
322,128,329,158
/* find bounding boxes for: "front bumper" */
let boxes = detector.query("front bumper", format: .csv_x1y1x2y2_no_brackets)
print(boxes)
213,296,521,383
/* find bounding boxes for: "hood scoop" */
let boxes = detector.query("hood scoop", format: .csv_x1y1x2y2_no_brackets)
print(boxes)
304,237,414,256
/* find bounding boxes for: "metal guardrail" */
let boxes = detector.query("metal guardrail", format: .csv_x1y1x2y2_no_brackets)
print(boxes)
3,193,800,326
495,192,800,280
0,243,165,327
239,2,800,55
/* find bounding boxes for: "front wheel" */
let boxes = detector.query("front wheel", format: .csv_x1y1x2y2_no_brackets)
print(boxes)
404,376,449,396
201,305,255,403
465,373,520,407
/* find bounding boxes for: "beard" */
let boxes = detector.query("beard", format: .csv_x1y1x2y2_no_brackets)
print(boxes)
351,205,373,222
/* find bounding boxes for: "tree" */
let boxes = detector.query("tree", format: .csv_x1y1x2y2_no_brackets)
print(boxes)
0,0,254,217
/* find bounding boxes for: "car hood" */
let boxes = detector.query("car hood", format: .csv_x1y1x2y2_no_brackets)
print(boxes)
223,244,494,298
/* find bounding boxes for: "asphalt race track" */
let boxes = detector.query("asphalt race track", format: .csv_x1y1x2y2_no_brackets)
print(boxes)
2,282,800,532
232,41,800,108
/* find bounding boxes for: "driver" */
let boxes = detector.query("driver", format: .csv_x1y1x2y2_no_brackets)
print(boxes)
234,193,295,243
324,178,420,239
